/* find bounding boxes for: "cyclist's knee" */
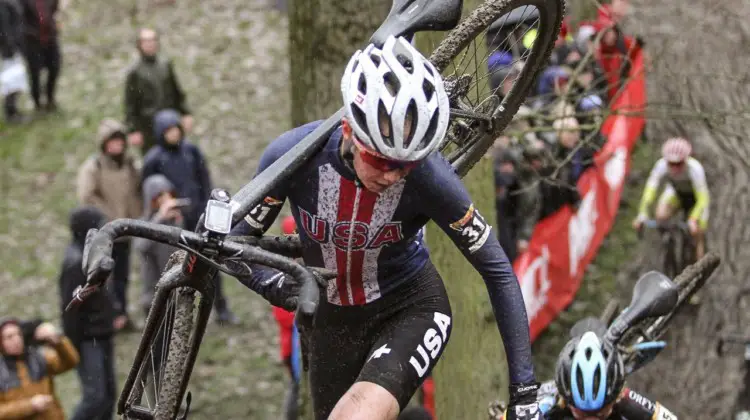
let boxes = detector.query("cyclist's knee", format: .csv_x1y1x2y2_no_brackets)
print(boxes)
329,381,400,420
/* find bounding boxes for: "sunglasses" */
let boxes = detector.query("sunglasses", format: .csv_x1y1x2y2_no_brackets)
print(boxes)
353,138,419,172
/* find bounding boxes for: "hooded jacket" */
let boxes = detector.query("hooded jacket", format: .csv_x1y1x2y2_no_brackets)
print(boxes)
134,174,182,311
59,206,118,346
0,317,78,420
76,119,142,223
141,109,212,230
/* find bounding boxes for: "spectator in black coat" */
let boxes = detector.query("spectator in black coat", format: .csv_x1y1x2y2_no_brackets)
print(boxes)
18,0,60,112
59,205,120,420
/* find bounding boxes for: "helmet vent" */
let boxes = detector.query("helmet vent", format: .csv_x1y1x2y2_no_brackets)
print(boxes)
422,79,435,101
358,73,367,95
383,72,400,97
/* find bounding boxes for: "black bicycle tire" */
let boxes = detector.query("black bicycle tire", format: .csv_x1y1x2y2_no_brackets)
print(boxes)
428,0,565,177
663,234,677,279
621,253,720,368
680,229,696,271
153,287,195,420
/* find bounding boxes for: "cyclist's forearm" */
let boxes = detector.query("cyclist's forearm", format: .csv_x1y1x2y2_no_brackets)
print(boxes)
637,185,658,216
471,241,536,384
689,189,709,221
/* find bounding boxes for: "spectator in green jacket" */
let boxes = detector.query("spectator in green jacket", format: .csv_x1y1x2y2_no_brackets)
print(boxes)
124,28,193,154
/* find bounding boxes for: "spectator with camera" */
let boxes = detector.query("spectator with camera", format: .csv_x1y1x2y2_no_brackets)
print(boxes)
0,317,79,419
135,174,186,316
59,205,120,420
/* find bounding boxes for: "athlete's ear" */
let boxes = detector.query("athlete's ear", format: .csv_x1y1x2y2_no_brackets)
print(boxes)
341,118,352,140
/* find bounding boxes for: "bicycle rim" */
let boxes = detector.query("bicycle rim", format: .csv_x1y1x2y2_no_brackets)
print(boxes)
426,0,564,177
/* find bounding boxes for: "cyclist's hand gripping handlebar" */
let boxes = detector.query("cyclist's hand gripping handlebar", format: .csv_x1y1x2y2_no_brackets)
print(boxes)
66,228,115,311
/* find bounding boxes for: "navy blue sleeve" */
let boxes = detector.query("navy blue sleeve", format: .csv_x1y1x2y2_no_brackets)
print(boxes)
140,149,159,183
417,154,535,384
229,122,322,289
190,144,212,204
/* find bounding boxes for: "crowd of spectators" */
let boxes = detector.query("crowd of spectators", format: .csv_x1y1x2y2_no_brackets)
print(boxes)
488,0,643,262
2,26,239,418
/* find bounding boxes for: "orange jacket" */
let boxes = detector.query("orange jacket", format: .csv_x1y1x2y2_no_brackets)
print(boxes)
0,337,79,420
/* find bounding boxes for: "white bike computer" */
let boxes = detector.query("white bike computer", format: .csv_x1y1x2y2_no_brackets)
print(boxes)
204,199,233,234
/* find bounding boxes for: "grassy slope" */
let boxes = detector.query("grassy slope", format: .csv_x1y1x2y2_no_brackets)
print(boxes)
0,1,296,418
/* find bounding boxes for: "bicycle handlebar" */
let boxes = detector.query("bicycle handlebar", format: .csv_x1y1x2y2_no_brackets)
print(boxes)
637,219,690,240
66,218,320,317
642,219,690,230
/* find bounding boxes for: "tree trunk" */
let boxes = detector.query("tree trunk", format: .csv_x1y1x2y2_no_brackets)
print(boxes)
426,158,507,419
289,0,391,127
288,1,391,418
617,2,750,418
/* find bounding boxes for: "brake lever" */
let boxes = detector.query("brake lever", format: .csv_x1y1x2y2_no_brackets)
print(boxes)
68,228,116,310
66,283,100,311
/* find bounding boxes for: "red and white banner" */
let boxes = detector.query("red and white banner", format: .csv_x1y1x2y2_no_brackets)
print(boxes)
514,50,647,342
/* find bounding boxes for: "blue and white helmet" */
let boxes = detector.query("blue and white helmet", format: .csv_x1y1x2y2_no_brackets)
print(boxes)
341,35,450,162
555,331,625,412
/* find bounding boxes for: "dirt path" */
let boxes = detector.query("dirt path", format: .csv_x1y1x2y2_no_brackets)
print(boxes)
618,2,750,417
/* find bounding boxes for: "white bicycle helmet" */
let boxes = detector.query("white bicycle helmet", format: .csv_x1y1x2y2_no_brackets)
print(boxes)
661,137,692,163
341,35,450,162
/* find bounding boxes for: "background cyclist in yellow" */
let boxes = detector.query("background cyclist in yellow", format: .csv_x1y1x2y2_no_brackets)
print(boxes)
632,137,709,261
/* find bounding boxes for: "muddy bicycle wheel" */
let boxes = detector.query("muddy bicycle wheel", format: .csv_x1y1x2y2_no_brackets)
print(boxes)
119,260,197,420
426,0,565,177
620,252,720,369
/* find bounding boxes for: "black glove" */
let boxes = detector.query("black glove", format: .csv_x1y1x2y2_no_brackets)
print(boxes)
505,382,541,420
252,267,333,312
